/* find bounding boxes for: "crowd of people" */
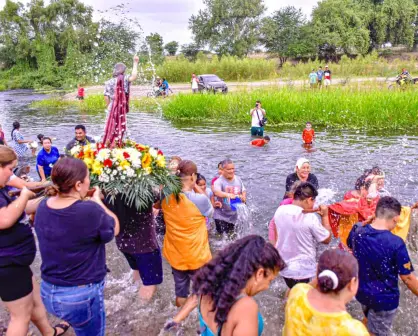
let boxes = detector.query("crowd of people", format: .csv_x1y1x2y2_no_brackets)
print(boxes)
1,57,418,336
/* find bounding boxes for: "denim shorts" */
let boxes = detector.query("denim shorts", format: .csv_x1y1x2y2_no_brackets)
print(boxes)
362,305,397,336
122,249,163,286
251,127,264,136
41,280,106,336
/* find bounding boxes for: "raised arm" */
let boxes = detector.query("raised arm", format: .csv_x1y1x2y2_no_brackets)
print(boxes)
128,55,139,83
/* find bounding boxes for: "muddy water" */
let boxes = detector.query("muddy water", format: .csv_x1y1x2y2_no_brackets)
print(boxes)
0,90,418,335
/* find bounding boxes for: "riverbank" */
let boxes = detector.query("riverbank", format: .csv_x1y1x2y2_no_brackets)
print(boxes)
32,85,418,130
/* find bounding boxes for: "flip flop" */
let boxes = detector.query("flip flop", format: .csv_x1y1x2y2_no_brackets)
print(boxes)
53,323,70,336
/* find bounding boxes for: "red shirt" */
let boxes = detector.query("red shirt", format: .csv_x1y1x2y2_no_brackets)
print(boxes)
77,87,85,97
251,139,266,147
302,129,315,144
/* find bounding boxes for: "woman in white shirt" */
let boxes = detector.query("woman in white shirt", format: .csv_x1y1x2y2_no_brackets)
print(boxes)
250,101,266,136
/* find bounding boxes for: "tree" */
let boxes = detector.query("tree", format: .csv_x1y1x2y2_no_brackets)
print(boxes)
180,43,200,61
260,7,315,64
312,0,370,59
189,0,265,57
164,41,179,56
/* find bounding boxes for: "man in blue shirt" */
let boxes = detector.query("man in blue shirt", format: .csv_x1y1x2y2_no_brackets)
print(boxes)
348,197,418,336
317,66,324,88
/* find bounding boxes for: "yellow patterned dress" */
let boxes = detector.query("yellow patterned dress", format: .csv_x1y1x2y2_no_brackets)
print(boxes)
283,283,369,336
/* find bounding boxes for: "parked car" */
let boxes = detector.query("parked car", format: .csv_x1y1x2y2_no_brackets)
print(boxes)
197,74,228,94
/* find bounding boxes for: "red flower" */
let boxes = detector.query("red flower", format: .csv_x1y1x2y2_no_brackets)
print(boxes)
97,143,105,150
157,150,163,156
103,159,113,168
135,144,145,151
123,152,130,159
78,151,84,159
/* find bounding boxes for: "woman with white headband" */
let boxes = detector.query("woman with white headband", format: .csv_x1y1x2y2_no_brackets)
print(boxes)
283,249,369,335
284,158,318,198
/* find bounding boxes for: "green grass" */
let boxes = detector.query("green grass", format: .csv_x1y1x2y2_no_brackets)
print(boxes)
31,85,418,130
162,88,418,130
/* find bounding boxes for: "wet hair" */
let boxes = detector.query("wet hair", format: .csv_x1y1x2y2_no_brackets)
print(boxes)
42,137,52,144
51,157,88,193
193,235,286,326
37,134,44,142
354,166,383,191
0,145,17,167
11,121,20,138
375,196,401,220
289,180,303,194
113,63,127,77
293,182,318,201
306,121,312,125
317,249,358,294
196,173,206,184
75,125,86,132
217,161,224,169
176,160,197,178
263,136,270,141
220,159,233,169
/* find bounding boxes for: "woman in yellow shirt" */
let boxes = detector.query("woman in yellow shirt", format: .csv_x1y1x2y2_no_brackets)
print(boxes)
283,249,369,336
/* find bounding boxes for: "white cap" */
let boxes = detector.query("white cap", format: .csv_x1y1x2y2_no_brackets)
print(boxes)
295,158,310,172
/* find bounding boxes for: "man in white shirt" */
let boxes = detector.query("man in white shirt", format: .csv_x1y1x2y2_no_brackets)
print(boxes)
191,73,199,93
250,100,266,136
274,182,331,288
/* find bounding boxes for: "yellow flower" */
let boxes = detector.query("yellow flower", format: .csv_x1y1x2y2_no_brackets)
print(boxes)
120,160,131,170
156,155,166,168
83,157,94,169
92,161,103,175
142,153,152,168
144,166,152,175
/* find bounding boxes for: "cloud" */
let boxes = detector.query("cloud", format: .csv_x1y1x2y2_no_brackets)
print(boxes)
0,0,318,45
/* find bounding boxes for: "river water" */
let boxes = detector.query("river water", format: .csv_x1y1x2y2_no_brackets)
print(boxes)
0,90,418,335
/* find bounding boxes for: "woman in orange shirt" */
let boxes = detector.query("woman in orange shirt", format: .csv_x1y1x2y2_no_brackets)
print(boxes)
302,122,315,144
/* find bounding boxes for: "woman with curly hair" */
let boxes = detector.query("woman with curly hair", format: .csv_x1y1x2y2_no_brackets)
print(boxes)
194,235,285,336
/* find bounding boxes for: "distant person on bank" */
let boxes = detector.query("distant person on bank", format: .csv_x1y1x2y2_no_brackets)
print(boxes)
324,65,332,87
76,84,85,101
317,66,324,88
309,69,318,88
191,73,199,93
250,101,266,137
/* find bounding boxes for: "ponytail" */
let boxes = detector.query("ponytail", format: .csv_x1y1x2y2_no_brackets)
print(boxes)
11,121,20,138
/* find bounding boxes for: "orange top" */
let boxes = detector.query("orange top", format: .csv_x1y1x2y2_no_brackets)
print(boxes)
162,193,212,270
251,139,266,147
302,129,315,144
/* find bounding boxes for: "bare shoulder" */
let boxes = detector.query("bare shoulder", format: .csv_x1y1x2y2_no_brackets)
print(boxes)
229,296,258,317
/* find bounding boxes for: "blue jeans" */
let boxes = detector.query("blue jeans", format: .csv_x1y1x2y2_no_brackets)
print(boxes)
40,280,106,336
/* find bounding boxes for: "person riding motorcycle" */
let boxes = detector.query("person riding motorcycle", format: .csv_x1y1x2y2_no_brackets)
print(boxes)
397,68,412,85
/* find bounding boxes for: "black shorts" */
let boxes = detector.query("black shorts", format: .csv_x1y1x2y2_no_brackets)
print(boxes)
215,219,235,235
76,95,84,100
0,265,33,302
171,267,197,298
283,277,310,289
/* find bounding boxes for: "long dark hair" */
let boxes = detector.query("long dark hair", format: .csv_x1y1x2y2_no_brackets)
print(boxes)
11,121,20,138
193,235,286,326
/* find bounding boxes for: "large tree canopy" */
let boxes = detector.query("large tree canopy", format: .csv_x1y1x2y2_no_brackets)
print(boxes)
189,0,265,57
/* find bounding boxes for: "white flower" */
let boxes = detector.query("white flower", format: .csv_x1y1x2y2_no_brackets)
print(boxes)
117,166,122,171
112,170,118,175
149,148,158,158
96,149,110,162
121,176,126,180
70,145,81,156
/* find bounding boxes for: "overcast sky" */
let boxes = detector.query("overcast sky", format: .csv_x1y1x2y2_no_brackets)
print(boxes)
0,0,318,45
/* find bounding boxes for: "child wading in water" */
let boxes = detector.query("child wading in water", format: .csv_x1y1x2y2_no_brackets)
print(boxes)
251,136,270,147
302,122,315,145
197,173,222,229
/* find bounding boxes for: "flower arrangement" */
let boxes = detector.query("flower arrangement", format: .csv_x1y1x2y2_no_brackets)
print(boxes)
70,139,181,211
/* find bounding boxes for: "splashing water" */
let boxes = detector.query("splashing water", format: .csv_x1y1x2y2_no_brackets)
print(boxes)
235,203,254,238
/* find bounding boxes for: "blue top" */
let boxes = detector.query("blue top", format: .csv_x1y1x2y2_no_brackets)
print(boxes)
347,223,413,311
36,146,60,178
0,188,36,267
198,295,264,336
317,70,324,80
35,199,115,286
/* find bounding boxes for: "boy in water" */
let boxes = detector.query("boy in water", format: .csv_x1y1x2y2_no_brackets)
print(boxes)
348,197,418,336
302,122,315,145
251,135,270,147
309,69,318,88
317,66,324,88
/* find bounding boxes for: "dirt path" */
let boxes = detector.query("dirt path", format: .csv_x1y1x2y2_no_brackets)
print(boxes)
65,77,391,99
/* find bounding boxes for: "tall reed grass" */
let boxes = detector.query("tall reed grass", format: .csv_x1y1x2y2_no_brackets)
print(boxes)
162,88,418,130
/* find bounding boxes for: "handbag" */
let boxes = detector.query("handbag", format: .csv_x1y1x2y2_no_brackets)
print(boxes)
256,109,267,127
